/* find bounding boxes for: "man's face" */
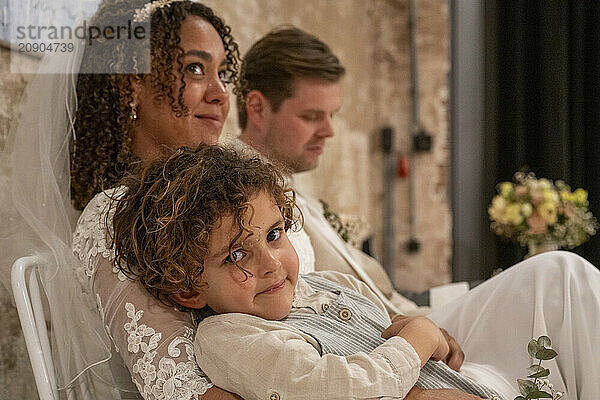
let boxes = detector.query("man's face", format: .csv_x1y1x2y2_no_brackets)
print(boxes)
262,78,341,172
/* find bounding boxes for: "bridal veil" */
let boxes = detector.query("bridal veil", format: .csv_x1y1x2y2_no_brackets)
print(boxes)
0,40,125,396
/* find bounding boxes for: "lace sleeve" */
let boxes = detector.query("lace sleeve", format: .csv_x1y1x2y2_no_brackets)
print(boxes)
73,189,212,400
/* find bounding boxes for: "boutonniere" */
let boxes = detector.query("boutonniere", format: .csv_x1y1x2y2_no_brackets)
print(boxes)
320,200,370,248
320,199,349,242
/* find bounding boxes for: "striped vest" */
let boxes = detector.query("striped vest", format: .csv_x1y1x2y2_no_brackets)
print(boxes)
282,274,503,399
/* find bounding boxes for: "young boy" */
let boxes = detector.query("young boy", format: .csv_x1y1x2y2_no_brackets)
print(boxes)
111,145,503,400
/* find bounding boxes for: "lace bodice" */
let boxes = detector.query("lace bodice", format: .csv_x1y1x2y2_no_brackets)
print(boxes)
72,187,316,399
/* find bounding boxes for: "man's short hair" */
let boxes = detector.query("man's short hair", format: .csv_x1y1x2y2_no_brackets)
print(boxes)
237,26,346,129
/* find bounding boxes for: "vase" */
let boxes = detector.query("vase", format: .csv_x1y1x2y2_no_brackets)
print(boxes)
525,241,559,259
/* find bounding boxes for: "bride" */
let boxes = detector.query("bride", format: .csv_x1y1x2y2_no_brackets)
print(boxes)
2,0,600,399
1,0,247,398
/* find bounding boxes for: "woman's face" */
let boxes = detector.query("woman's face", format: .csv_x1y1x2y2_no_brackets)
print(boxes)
133,16,230,159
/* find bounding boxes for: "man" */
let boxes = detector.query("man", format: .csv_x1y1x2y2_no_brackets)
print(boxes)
237,26,428,318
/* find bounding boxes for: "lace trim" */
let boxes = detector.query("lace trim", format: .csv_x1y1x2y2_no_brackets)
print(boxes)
72,187,128,287
125,303,210,400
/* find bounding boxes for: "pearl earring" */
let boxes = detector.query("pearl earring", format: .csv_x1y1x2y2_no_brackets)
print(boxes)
130,101,138,121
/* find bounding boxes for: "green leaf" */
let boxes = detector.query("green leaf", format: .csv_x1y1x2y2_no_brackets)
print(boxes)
527,364,545,374
528,368,550,379
518,379,537,397
514,397,526,400
537,336,551,348
526,390,553,399
536,348,558,361
528,340,541,358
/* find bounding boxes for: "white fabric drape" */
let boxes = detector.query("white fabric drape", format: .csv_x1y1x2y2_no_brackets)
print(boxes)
429,251,600,400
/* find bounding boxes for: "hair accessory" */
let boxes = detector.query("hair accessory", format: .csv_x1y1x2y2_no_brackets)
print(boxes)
133,0,186,23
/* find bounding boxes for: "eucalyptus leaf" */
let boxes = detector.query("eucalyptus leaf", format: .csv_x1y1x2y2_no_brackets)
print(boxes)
537,336,551,348
528,340,541,358
527,365,545,374
536,348,558,361
526,390,553,399
528,368,550,379
518,379,537,396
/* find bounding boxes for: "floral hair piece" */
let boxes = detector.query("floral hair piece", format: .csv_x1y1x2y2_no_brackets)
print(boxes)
133,0,186,22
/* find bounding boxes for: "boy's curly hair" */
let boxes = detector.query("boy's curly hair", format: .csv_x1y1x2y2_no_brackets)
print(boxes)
111,145,299,308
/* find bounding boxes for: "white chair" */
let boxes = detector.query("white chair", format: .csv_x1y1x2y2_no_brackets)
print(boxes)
11,255,59,400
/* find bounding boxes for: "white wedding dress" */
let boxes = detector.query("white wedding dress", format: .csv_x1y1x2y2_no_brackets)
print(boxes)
73,187,600,400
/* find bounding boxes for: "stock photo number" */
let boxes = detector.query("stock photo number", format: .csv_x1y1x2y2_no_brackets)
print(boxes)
18,41,75,53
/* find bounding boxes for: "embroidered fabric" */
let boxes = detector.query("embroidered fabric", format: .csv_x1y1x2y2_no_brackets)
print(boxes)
73,189,211,400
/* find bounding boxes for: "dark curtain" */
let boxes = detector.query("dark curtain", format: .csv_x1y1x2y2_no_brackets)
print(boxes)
485,1,600,272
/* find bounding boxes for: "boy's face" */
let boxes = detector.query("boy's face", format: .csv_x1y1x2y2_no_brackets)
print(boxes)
197,191,299,320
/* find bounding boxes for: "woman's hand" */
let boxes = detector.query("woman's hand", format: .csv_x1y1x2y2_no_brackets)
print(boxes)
404,386,484,400
439,327,465,371
200,386,244,400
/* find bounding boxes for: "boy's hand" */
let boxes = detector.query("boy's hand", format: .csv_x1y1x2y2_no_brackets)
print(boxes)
381,316,449,366
381,314,417,338
382,316,464,371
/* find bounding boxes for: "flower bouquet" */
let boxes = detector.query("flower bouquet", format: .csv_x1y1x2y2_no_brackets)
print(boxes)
488,172,598,256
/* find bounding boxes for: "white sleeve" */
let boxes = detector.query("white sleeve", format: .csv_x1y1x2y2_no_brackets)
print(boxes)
195,314,421,400
73,190,212,400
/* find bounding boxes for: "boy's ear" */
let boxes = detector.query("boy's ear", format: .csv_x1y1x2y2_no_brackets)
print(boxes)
171,290,207,309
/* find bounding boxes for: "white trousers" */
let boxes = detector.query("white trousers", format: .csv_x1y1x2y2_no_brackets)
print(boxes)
428,251,600,400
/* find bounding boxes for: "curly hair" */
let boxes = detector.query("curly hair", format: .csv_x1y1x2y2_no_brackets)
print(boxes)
71,0,242,210
237,25,345,129
111,144,299,308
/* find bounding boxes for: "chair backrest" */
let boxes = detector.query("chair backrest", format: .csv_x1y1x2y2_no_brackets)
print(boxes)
11,255,59,400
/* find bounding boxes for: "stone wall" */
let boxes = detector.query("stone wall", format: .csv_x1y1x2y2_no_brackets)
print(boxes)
204,0,452,292
368,0,452,291
0,0,450,396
